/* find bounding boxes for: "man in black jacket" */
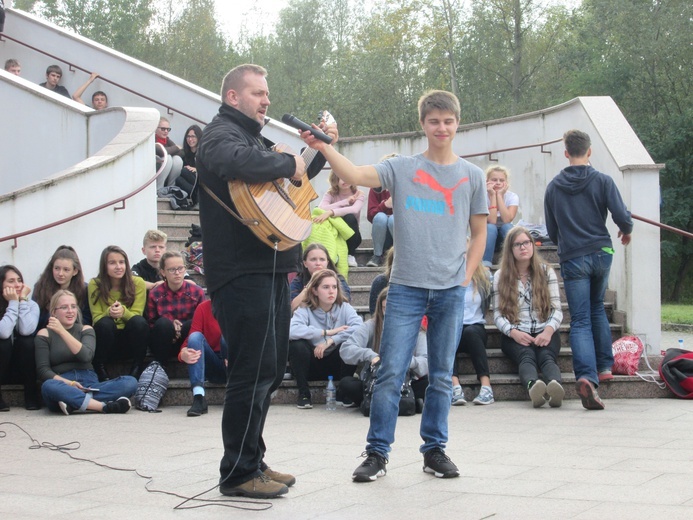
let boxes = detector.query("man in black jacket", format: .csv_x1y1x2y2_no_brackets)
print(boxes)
196,64,337,498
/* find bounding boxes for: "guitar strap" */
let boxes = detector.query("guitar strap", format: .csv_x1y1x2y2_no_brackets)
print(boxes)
201,182,260,228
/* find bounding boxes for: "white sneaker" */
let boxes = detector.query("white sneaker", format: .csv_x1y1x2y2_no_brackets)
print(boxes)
451,385,466,406
347,255,358,267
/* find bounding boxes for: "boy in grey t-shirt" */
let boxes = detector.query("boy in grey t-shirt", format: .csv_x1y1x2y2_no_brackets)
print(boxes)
300,90,487,483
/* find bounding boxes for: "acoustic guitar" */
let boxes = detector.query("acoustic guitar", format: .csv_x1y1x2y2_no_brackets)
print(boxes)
227,111,335,251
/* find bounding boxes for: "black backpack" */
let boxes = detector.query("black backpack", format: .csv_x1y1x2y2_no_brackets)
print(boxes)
359,362,416,417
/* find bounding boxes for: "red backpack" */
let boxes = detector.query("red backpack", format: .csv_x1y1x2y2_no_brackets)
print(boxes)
659,348,693,399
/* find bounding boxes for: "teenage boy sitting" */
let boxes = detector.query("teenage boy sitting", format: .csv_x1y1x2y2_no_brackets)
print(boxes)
39,64,70,98
146,252,205,367
300,90,487,483
132,229,194,291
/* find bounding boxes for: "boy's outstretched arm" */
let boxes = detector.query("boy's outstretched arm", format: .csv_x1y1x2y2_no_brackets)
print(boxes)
300,129,381,188
465,214,487,285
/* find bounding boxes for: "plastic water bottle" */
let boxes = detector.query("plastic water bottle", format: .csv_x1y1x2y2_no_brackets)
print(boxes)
325,376,337,411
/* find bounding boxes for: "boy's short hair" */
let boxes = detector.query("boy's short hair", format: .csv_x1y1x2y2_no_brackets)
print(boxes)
4,58,20,70
92,91,108,102
563,129,591,157
143,229,167,246
418,90,461,122
46,64,63,77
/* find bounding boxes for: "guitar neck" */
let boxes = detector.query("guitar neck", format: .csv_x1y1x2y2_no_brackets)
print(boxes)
301,147,320,173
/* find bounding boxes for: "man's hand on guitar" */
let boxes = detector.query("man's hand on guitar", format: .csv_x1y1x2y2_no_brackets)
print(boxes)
290,154,307,182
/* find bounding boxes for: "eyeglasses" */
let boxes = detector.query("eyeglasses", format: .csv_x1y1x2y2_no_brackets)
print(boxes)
158,127,171,132
56,304,78,312
165,266,186,274
186,134,197,139
512,240,533,250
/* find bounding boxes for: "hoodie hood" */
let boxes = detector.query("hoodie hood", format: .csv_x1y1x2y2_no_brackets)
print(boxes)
552,165,600,195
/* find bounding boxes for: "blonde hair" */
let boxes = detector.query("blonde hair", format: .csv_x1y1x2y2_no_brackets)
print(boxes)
50,290,83,326
143,229,167,246
485,165,510,183
328,171,356,196
496,227,552,324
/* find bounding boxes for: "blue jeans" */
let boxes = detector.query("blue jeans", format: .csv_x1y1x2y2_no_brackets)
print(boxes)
366,282,466,457
561,251,614,385
371,212,394,256
186,332,228,388
41,369,137,413
483,222,513,265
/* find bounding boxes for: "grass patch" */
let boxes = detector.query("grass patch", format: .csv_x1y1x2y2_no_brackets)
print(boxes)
662,304,693,325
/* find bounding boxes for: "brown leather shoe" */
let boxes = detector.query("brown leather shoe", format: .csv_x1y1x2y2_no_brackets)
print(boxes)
220,474,288,499
263,467,296,487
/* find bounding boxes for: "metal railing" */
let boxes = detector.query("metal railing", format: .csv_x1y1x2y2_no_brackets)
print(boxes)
461,138,563,161
0,144,168,248
633,214,693,240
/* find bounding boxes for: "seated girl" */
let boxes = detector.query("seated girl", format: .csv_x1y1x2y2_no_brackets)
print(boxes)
452,261,494,405
36,290,137,415
88,246,149,381
290,243,351,312
179,299,227,417
289,269,362,409
147,251,205,366
340,287,428,408
33,245,91,332
483,165,519,266
315,172,365,267
493,227,564,408
0,265,40,411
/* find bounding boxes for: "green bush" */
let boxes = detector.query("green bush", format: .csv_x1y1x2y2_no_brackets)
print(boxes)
662,304,693,325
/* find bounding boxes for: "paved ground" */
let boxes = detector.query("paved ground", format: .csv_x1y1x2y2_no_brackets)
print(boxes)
2,393,693,520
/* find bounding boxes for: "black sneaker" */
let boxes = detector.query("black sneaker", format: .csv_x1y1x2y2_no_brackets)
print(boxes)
296,394,313,409
187,395,208,417
423,448,460,478
103,397,131,414
352,452,387,482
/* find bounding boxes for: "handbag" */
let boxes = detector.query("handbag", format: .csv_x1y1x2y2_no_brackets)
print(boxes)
359,361,416,417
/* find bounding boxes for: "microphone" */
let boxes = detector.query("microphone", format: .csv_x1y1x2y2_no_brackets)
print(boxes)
281,114,333,144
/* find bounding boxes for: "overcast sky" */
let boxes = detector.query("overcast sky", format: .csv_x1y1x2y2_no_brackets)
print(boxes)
213,0,288,39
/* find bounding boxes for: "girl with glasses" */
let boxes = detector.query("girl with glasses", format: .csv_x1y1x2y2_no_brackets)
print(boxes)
36,290,136,415
147,252,205,367
493,227,565,408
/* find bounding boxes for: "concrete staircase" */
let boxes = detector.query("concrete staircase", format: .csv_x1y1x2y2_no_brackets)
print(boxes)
0,199,667,409
155,199,668,406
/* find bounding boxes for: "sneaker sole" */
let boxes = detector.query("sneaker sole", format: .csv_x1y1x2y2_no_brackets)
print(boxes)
546,380,564,408
352,469,386,482
423,466,460,478
451,398,467,406
296,404,313,409
528,380,547,408
576,379,605,410
472,397,495,405
187,409,208,417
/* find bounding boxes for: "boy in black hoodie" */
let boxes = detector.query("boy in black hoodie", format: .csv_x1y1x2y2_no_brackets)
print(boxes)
544,129,633,410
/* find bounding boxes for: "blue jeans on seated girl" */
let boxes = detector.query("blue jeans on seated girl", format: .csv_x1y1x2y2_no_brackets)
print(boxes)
186,331,228,388
366,282,466,457
483,222,513,265
41,369,137,413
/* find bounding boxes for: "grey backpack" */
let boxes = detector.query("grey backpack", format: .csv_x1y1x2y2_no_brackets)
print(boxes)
134,361,169,412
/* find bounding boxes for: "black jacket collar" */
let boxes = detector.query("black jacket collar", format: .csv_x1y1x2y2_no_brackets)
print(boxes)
218,104,263,137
